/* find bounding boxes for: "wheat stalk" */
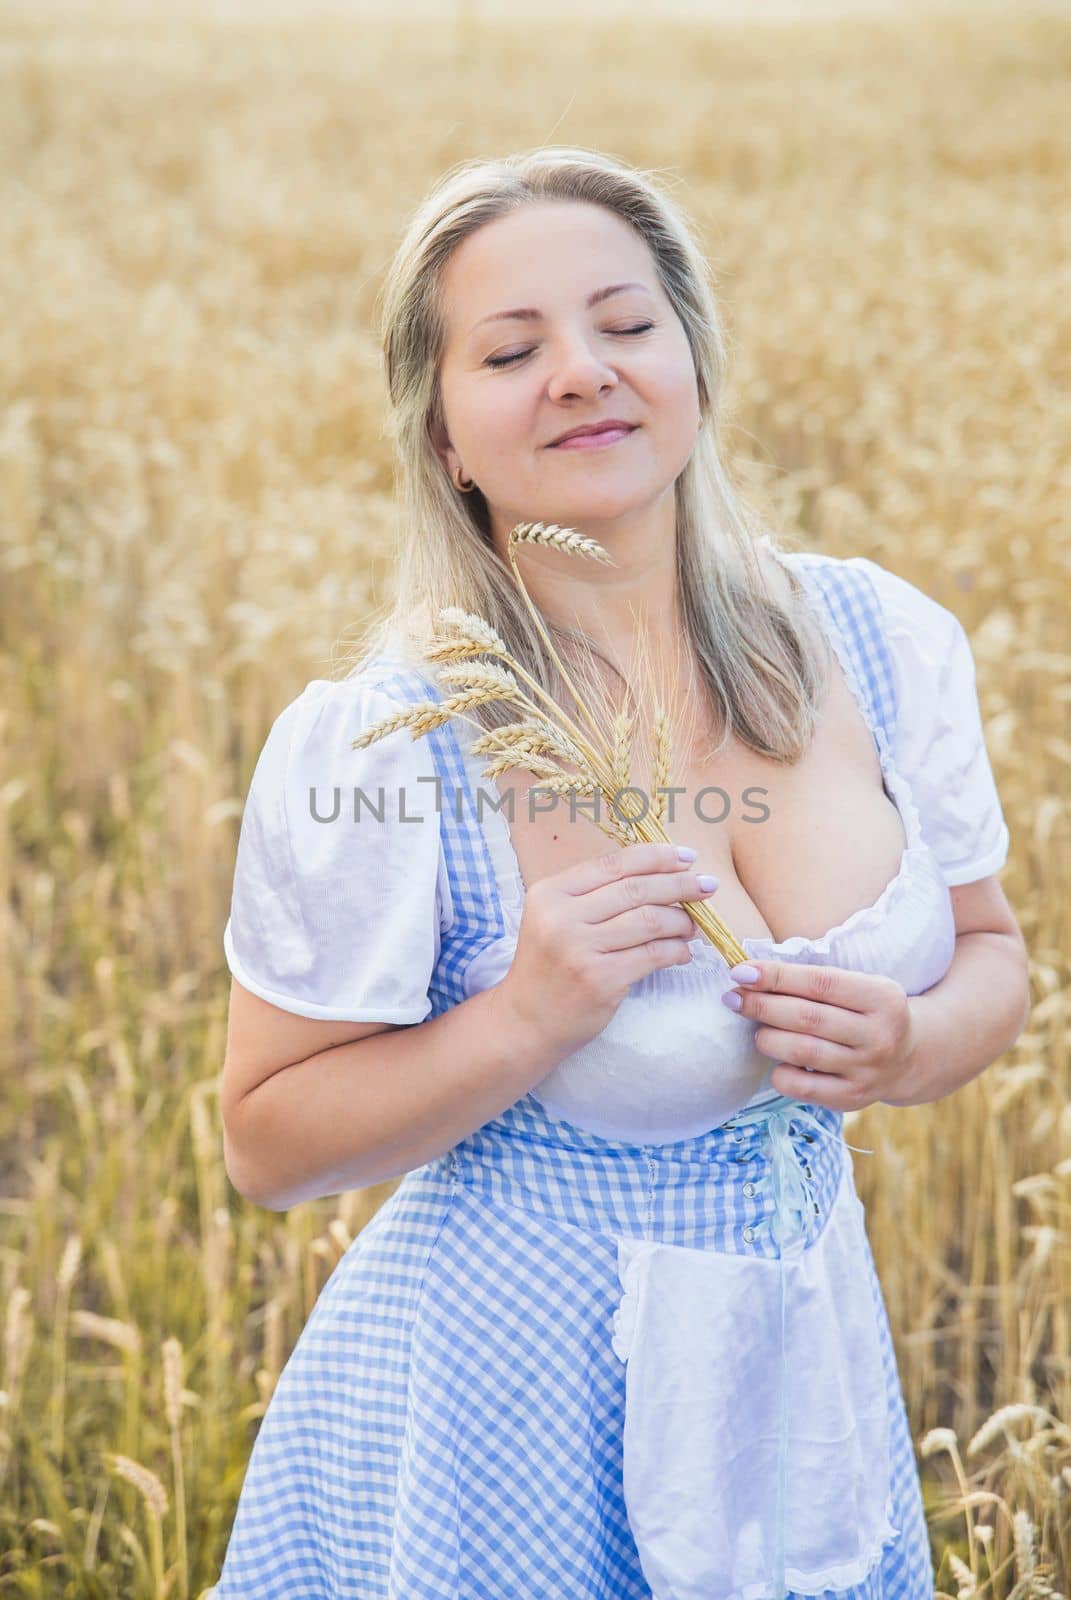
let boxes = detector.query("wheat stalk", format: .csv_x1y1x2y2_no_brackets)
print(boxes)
104,1451,168,1596
162,1337,188,1600
351,520,749,968
508,521,621,765
432,592,616,780
479,750,566,782
592,609,748,963
469,718,584,768
1012,1509,1037,1578
351,680,525,749
48,1233,83,1464
431,607,509,656
651,711,672,826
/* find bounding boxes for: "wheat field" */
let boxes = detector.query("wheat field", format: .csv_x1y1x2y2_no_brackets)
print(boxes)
1,1,1069,1593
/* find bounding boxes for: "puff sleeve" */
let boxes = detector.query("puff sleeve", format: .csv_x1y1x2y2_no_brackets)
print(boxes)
222,673,448,1022
851,557,1011,887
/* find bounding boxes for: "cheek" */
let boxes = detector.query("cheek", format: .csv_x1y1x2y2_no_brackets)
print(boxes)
440,370,519,462
646,345,700,427
462,383,532,466
646,318,697,403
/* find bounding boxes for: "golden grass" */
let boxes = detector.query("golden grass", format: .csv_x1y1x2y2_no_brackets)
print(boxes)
1,3,1069,1593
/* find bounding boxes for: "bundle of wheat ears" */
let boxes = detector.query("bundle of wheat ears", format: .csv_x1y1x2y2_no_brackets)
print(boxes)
351,521,750,970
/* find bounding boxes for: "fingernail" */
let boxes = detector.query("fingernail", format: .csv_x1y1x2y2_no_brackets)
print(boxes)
696,873,719,893
675,845,698,862
729,963,760,983
721,990,743,1011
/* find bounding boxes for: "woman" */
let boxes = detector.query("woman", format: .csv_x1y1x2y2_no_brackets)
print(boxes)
212,147,1029,1598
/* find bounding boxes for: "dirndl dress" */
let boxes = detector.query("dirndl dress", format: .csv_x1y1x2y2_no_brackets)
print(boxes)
211,545,1011,1598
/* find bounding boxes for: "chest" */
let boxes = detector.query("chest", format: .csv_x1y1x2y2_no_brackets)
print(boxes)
491,658,909,948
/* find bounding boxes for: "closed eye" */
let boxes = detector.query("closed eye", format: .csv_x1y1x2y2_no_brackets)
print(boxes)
484,322,655,370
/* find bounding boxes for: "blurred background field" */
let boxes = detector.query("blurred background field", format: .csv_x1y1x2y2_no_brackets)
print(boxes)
1,0,1069,1592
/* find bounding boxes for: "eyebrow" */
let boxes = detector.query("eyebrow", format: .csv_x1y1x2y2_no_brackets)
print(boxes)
471,281,654,334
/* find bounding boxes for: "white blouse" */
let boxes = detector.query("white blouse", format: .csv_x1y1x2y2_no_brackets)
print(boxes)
223,675,447,1025
848,555,1009,887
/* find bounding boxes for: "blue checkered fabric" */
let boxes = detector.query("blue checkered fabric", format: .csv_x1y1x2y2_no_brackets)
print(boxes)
209,553,936,1598
789,551,899,759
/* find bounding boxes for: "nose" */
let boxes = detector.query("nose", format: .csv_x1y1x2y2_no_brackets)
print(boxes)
545,335,620,403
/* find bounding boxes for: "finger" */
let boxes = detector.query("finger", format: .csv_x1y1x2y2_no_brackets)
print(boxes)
607,933,698,990
770,1060,867,1113
721,985,870,1049
594,902,699,954
728,959,882,1016
585,865,720,927
562,841,702,904
753,1024,856,1078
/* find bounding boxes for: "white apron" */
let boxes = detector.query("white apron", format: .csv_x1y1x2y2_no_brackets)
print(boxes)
609,1104,899,1600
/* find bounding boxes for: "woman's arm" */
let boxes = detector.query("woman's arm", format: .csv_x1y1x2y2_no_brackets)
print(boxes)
886,875,1030,1108
222,977,572,1210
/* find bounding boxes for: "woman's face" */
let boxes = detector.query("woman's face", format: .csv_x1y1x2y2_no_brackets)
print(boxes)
433,200,701,541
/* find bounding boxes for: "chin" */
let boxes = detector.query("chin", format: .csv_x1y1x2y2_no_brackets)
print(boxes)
542,489,652,522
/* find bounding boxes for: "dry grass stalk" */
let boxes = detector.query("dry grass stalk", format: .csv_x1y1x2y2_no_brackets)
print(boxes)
104,1452,169,1595
1013,1509,1037,1578
105,1452,169,1520
49,1234,83,1461
479,751,566,783
351,519,749,968
968,1403,1059,1456
69,1310,142,1356
948,1551,977,1596
162,1337,189,1600
651,711,673,826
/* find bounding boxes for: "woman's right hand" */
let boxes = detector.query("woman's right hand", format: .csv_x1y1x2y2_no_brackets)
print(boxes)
496,842,721,1056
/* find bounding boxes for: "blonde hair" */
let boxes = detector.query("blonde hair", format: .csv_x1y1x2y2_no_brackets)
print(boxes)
345,144,830,764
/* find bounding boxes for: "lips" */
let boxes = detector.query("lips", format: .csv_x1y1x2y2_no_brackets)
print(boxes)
549,421,638,446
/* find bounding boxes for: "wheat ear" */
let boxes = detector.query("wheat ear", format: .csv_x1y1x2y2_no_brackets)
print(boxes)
506,521,621,766
433,602,614,785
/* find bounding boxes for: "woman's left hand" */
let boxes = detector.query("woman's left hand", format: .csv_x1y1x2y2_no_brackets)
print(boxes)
722,960,918,1111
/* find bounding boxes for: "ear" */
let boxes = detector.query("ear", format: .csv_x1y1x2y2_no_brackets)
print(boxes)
428,412,456,478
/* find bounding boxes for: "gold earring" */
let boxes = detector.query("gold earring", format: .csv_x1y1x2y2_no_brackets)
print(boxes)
452,464,475,493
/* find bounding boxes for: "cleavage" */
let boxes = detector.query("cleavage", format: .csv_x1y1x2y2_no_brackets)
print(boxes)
489,656,908,949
